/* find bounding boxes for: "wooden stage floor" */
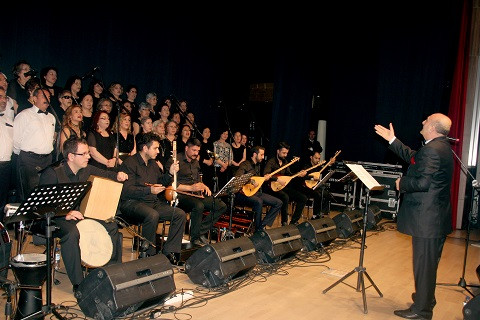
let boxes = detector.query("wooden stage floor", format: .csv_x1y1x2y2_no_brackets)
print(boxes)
1,218,480,320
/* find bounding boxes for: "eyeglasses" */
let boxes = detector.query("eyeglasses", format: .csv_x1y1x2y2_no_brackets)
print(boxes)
62,96,72,99
73,152,90,157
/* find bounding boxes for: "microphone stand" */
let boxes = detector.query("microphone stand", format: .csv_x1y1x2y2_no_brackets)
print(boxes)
436,147,480,297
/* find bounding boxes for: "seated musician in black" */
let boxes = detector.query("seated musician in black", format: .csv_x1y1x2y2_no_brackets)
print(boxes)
166,138,227,247
300,151,333,219
39,137,128,292
118,132,186,265
263,141,308,225
235,145,282,231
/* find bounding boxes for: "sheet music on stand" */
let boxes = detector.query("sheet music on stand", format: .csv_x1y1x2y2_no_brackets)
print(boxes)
5,182,92,225
214,173,254,198
345,164,384,191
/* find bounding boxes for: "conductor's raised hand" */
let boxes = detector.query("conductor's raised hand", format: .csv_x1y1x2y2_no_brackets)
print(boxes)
374,122,395,142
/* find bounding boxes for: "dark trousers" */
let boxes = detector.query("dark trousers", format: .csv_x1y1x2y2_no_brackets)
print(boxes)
265,185,307,224
177,194,227,241
17,151,52,201
302,186,331,216
0,161,11,222
53,218,122,286
235,191,282,229
411,236,446,319
119,199,186,255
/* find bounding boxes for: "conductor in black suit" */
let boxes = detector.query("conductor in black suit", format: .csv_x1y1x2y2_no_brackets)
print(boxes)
374,113,453,320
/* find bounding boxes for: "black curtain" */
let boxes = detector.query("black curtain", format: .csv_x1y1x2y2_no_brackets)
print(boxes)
1,3,464,164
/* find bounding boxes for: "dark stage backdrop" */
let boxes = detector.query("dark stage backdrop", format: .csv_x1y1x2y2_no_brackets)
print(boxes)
1,2,463,167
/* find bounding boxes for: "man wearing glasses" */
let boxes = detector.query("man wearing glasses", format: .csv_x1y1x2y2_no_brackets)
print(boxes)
40,137,128,292
39,137,128,293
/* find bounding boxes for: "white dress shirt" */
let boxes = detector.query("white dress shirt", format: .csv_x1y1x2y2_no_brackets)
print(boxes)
0,109,14,161
13,105,55,155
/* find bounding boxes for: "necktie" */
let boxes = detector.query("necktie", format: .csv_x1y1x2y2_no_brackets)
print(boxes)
37,109,49,115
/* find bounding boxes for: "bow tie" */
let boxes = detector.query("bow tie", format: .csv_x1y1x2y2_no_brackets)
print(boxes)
0,113,4,117
37,109,49,115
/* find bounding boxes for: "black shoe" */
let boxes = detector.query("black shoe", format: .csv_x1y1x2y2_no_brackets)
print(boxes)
289,220,299,225
164,252,185,266
281,222,288,226
191,238,206,247
411,292,436,309
393,308,430,319
199,235,210,245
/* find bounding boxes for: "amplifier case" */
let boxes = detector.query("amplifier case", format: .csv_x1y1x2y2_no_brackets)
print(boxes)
296,217,338,251
327,163,358,209
75,254,175,320
185,237,257,288
359,171,402,216
249,225,303,263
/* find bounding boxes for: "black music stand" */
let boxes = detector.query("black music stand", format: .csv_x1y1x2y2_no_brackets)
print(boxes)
323,163,383,314
5,182,91,320
313,170,336,214
214,173,253,240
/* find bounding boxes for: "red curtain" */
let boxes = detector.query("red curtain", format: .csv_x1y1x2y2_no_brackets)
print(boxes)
447,0,472,228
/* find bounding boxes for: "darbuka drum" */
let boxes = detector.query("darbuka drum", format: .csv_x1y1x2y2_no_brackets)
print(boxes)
10,253,47,320
77,219,113,268
10,253,47,287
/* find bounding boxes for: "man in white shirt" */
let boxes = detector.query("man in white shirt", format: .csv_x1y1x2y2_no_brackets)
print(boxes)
13,88,55,201
0,87,14,221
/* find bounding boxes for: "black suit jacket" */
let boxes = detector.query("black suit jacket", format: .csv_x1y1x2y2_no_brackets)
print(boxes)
389,136,453,238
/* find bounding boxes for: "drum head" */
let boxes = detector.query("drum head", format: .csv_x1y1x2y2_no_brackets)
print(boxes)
77,219,113,268
11,253,46,266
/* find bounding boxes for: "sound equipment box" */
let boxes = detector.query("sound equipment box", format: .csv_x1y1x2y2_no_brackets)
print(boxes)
296,217,338,251
249,225,303,263
333,209,363,238
326,162,358,210
358,161,402,219
75,254,175,320
185,237,257,287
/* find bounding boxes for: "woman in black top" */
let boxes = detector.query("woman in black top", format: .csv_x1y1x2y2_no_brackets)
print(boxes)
231,131,246,176
112,112,136,161
88,111,118,170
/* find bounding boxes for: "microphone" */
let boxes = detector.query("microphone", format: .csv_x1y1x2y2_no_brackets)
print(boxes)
24,70,37,77
446,136,460,143
81,66,100,80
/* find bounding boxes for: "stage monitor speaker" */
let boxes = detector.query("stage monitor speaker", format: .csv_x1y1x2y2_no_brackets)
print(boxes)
366,204,381,230
463,295,480,320
75,254,175,320
333,209,363,238
185,237,256,287
296,217,338,251
249,225,303,263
